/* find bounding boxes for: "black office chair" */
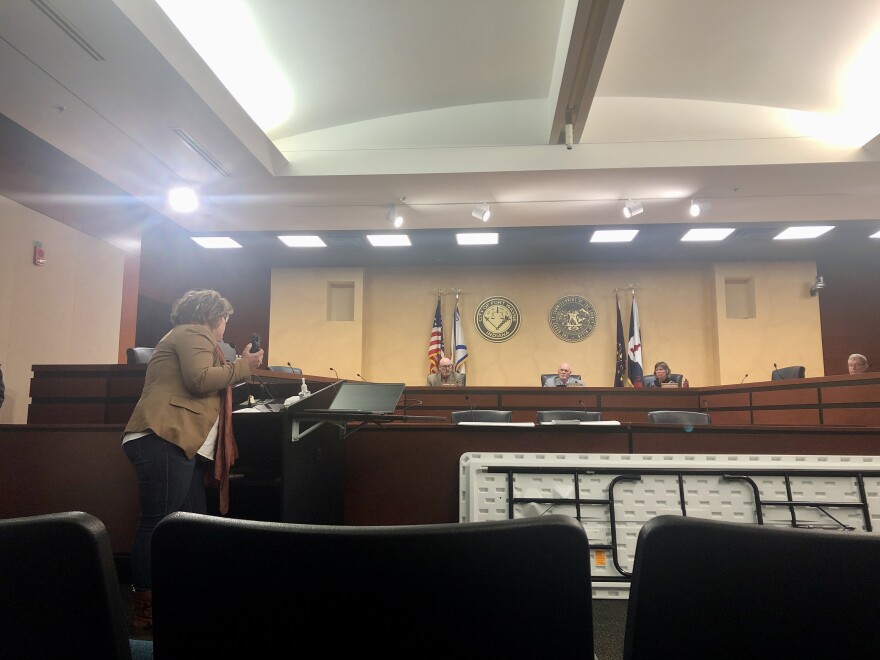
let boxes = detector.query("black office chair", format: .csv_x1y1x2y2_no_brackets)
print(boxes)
643,373,683,387
125,347,155,364
152,512,593,657
647,410,710,425
623,515,880,659
540,373,583,386
268,365,302,374
537,410,602,423
450,409,513,424
771,365,806,380
0,511,137,659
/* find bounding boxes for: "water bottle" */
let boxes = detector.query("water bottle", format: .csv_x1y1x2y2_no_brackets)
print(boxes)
299,377,310,398
683,378,689,388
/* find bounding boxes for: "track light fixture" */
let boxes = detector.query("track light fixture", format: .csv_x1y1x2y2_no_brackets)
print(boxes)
472,203,491,222
387,204,404,228
622,199,643,218
689,198,701,217
810,275,825,297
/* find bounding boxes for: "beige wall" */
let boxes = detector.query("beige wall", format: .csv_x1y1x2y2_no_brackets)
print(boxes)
0,196,125,424
269,261,824,388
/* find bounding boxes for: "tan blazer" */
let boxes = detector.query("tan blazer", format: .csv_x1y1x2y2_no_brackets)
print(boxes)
124,324,251,459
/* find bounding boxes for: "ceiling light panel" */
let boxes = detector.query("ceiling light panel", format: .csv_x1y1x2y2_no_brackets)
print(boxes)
367,234,411,247
774,226,835,240
590,229,638,243
278,235,326,247
681,228,735,242
456,232,498,245
191,236,241,248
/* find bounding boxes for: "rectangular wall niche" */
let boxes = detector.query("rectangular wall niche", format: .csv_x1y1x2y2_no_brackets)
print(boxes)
725,278,756,319
327,282,355,321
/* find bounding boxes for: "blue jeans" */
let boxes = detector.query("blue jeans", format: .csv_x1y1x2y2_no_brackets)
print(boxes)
122,433,208,590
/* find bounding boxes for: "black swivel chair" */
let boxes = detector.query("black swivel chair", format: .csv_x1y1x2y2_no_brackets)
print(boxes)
0,511,139,659
125,347,155,364
450,409,513,424
623,515,880,659
152,512,594,657
643,373,684,387
268,365,302,374
541,373,583,386
771,365,806,380
537,410,602,423
647,410,711,425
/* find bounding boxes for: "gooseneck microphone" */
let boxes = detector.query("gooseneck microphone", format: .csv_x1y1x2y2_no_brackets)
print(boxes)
254,372,280,404
741,373,749,384
330,367,339,380
578,399,588,415
356,373,367,382
702,399,710,415
773,363,780,380
465,393,475,422
287,362,296,372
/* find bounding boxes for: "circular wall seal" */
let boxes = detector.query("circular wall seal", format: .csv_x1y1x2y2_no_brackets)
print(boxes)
548,295,598,342
474,296,521,343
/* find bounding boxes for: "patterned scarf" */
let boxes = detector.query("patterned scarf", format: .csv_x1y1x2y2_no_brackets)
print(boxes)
210,344,239,514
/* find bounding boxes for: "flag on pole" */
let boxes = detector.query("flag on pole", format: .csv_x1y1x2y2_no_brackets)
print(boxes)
452,300,468,374
627,293,644,387
428,296,444,374
614,294,626,387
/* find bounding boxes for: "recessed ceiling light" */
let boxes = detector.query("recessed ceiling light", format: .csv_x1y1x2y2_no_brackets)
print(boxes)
168,186,199,213
278,235,326,247
870,229,880,238
681,228,735,242
367,234,411,247
190,236,241,248
456,232,498,245
774,226,834,240
590,229,638,243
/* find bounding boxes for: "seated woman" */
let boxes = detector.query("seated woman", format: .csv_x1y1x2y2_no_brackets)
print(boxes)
647,361,680,387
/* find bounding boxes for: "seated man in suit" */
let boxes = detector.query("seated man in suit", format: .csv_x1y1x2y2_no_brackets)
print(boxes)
544,362,584,387
427,357,465,386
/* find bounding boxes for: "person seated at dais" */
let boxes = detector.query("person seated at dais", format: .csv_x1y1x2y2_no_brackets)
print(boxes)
647,361,681,387
848,353,869,374
427,357,465,386
544,362,584,387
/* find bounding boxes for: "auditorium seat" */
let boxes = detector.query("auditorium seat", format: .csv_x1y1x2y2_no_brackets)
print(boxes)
0,511,136,659
623,515,880,659
152,512,594,657
125,347,154,364
450,409,513,424
647,410,710,425
537,410,602,423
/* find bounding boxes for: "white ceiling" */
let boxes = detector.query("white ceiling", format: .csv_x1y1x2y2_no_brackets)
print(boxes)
1,0,880,249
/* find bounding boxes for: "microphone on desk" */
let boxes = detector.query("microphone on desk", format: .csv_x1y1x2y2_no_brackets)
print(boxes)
465,393,475,422
578,399,588,416
287,362,296,372
702,399,710,416
773,363,780,380
741,373,749,384
330,367,340,380
253,372,280,403
356,373,367,382
400,399,423,414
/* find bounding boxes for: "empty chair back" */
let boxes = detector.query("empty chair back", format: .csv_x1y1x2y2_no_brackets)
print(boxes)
537,410,602,423
0,511,133,659
771,365,806,380
623,515,880,659
152,512,593,657
647,410,710,425
125,347,155,364
450,409,513,424
268,365,302,374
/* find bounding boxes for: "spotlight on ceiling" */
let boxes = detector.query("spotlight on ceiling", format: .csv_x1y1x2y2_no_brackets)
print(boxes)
387,204,404,228
622,199,643,218
471,203,491,222
810,275,825,297
689,198,701,217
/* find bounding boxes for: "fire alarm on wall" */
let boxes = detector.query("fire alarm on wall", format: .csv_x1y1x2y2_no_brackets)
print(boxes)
33,242,46,266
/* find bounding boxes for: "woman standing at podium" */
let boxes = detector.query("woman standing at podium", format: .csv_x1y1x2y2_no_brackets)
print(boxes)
120,289,262,638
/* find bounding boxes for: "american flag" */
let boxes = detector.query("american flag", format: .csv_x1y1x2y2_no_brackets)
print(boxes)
428,296,444,373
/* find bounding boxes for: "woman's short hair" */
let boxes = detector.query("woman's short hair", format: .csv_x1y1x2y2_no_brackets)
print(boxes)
653,361,671,373
170,290,233,327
